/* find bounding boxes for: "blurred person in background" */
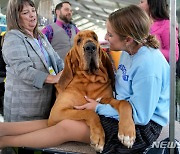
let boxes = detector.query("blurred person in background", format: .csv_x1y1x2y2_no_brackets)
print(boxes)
42,1,79,60
139,0,179,62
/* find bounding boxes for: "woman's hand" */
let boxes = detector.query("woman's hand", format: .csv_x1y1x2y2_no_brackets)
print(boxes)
55,71,63,82
45,71,63,84
74,96,99,111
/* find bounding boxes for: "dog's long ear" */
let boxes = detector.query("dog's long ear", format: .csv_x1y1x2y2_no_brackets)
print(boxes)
58,49,74,92
100,48,115,88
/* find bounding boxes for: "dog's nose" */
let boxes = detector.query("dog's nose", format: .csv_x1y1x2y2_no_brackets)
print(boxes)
84,42,97,53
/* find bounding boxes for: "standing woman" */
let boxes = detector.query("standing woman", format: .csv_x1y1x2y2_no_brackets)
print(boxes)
2,0,64,122
139,0,179,62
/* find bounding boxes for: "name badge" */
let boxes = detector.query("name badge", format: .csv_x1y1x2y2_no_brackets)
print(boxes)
48,66,56,75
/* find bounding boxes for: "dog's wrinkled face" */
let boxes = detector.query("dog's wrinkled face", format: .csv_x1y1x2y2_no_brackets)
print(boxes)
73,30,100,73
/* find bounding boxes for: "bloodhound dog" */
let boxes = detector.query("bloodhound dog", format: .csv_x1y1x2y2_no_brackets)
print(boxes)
48,30,135,152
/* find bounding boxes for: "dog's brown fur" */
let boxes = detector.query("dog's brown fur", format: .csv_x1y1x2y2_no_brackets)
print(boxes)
48,30,135,152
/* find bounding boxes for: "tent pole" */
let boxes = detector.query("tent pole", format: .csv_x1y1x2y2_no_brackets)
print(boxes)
169,0,176,153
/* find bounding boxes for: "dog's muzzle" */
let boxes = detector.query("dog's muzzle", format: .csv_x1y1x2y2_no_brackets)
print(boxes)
83,41,98,73
84,41,97,54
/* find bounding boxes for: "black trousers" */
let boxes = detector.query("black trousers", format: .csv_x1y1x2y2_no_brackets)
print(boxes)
98,115,162,154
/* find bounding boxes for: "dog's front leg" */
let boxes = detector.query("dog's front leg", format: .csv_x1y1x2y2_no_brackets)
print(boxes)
101,98,136,148
117,100,136,148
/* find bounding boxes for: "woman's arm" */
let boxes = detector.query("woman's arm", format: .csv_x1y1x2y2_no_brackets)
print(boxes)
74,96,119,120
159,21,179,62
2,31,52,88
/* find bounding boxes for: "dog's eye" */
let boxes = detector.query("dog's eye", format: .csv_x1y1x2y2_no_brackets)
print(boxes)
77,38,81,45
93,36,97,41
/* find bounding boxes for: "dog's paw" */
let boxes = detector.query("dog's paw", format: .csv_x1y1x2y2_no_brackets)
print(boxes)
90,142,104,153
90,131,105,153
118,119,136,148
118,134,135,148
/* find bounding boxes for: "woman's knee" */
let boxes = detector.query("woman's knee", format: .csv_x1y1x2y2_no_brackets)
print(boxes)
56,120,90,142
57,120,88,133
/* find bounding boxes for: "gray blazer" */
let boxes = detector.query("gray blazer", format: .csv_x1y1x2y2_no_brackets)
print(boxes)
2,29,64,122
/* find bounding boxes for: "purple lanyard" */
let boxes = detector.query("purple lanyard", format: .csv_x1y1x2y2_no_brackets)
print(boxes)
37,37,48,63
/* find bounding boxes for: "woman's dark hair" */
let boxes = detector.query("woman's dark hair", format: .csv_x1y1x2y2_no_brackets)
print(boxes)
147,0,169,20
